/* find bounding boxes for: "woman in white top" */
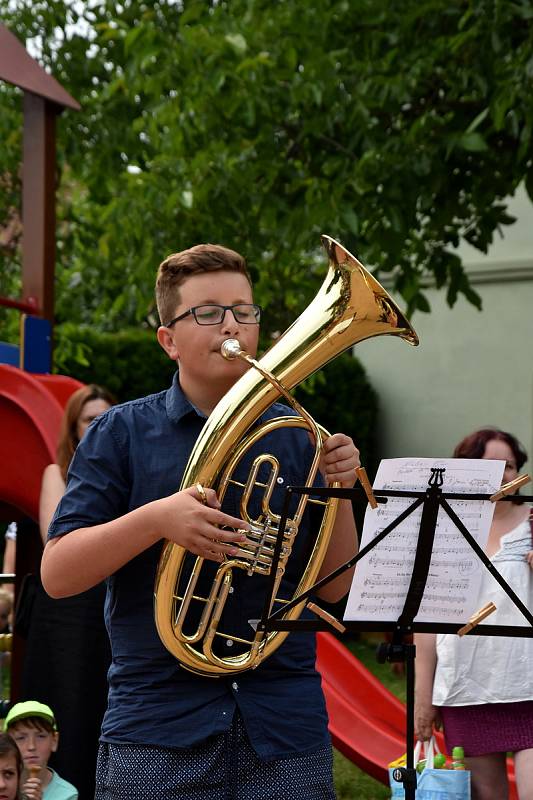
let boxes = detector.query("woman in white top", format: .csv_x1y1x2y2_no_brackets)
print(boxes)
414,427,533,800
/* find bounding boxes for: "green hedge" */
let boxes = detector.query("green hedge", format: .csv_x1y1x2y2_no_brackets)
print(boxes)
55,325,378,475
54,323,176,403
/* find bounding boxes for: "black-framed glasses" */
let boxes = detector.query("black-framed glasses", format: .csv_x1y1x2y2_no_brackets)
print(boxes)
165,303,262,327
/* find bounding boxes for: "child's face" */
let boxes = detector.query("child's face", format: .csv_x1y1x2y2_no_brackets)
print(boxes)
158,270,260,400
0,752,18,800
9,720,57,771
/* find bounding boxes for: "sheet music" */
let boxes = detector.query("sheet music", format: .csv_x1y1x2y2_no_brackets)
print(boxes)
344,458,505,624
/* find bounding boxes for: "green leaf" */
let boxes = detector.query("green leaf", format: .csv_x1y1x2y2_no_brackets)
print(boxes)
463,284,482,310
181,190,194,209
124,25,145,55
456,132,488,152
492,92,512,131
415,292,431,313
466,108,489,133
342,208,359,236
225,33,247,55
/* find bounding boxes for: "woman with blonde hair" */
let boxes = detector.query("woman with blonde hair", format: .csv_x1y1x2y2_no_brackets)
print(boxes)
39,384,115,542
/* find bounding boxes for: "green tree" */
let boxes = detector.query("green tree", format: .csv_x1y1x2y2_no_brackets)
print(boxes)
1,0,533,338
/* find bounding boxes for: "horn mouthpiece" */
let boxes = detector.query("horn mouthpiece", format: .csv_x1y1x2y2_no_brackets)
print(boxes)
221,339,242,360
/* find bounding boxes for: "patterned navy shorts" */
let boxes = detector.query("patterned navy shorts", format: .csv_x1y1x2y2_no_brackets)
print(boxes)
95,713,335,800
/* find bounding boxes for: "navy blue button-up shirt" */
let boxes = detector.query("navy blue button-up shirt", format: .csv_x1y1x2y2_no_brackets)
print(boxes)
48,373,330,759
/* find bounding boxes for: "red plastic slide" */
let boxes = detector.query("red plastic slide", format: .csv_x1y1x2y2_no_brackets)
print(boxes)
0,364,82,521
316,632,517,798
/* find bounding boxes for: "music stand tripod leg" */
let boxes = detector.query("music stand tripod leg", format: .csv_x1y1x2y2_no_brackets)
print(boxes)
377,630,417,800
376,471,445,800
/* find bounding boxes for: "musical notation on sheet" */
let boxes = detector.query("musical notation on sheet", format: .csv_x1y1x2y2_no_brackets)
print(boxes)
344,457,505,624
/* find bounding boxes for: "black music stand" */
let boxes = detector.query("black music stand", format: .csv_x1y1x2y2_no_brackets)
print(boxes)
258,468,533,800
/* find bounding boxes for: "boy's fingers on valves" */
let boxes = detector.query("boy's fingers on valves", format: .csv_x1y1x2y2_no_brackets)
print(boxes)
162,487,253,562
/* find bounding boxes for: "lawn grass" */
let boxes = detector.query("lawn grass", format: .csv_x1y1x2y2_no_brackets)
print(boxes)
331,634,406,799
334,748,391,800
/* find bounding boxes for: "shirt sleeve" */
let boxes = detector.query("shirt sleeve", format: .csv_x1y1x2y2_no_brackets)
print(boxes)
48,409,131,540
5,522,17,540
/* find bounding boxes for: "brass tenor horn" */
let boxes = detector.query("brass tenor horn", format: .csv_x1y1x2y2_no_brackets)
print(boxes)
154,235,418,676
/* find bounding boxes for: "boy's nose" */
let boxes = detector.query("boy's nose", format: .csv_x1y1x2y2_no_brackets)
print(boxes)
220,308,240,334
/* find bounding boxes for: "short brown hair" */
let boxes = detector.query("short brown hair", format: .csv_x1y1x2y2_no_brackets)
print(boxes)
8,716,55,735
0,732,22,777
56,384,116,480
155,244,252,327
453,427,528,469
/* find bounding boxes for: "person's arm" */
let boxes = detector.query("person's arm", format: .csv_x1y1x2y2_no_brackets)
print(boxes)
42,486,252,598
41,409,254,599
315,433,359,602
2,523,17,597
414,632,441,740
2,536,15,575
39,464,66,546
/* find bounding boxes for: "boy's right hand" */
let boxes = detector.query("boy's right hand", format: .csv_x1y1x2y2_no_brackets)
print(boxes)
153,485,252,562
21,776,43,800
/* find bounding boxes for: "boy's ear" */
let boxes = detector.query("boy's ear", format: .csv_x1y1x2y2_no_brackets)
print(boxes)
156,326,179,362
51,732,59,752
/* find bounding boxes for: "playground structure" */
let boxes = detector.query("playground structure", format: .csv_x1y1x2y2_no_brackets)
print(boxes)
0,364,82,697
0,364,82,522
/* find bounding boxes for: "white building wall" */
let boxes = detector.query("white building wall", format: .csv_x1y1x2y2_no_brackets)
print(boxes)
353,185,533,473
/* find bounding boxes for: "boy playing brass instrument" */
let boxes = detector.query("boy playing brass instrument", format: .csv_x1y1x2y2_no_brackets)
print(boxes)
42,244,359,799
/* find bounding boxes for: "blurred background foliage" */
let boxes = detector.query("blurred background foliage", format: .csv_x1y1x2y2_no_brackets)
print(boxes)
2,0,533,349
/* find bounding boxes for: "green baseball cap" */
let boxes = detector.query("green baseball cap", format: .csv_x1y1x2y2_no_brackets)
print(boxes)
3,701,57,731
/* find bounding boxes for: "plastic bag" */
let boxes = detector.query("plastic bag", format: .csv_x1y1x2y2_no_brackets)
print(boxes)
389,737,470,799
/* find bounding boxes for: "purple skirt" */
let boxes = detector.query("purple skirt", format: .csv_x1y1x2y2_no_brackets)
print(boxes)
440,701,533,756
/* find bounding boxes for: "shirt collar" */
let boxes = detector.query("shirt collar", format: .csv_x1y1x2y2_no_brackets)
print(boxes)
166,371,207,424
166,371,289,428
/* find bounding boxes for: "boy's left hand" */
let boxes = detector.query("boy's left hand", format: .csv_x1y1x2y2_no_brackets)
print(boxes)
321,433,360,488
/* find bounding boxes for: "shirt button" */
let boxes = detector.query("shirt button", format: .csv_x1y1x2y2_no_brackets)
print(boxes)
232,681,239,692
277,476,284,484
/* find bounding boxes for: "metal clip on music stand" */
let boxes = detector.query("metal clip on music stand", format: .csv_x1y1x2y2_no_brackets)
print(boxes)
258,468,533,800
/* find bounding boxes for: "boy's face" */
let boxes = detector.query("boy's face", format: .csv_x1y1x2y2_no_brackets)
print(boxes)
157,270,259,405
9,720,58,770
